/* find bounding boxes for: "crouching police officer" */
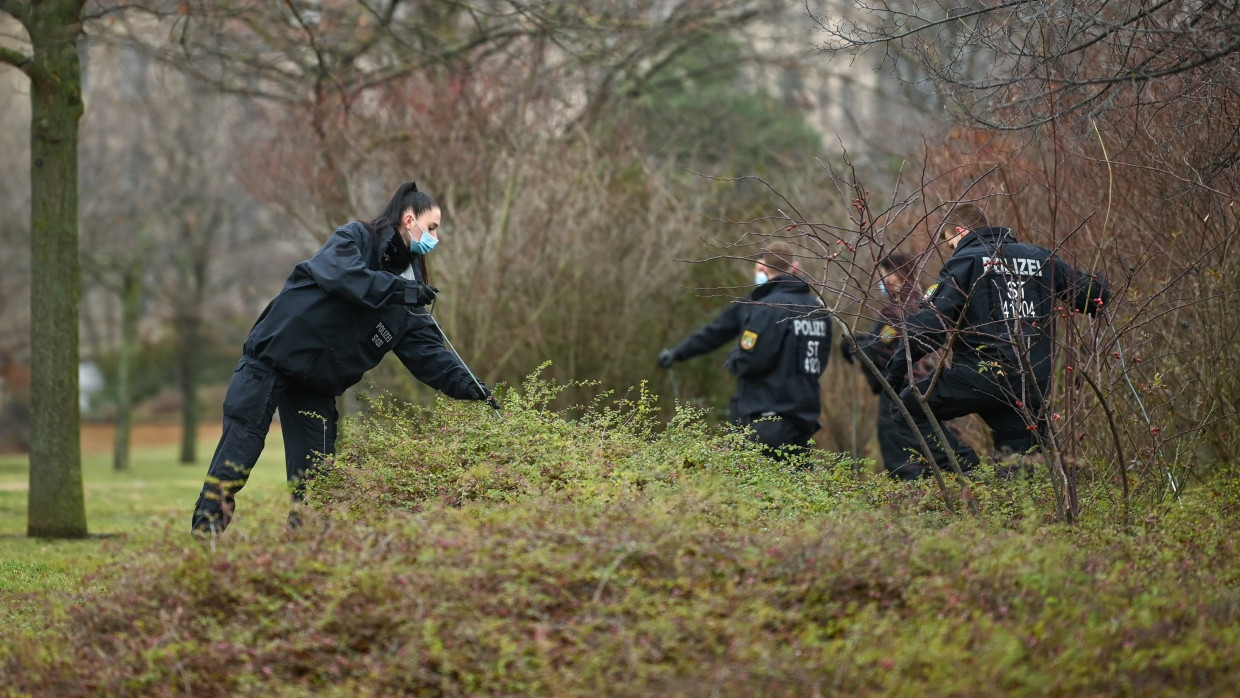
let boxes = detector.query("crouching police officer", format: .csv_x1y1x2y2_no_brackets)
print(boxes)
884,202,1110,476
657,242,830,460
191,181,495,534
841,252,968,479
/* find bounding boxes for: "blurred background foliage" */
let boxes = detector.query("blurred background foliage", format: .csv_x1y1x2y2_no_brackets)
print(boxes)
1,1,859,451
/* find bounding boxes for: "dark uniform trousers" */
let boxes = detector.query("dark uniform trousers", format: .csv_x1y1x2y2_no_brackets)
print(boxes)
888,362,1041,479
191,355,338,532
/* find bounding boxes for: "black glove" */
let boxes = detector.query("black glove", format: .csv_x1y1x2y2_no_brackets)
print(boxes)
657,348,676,369
884,355,910,390
465,379,488,400
405,281,438,307
466,379,500,411
840,338,858,364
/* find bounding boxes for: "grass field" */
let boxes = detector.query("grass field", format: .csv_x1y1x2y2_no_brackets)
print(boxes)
0,422,289,593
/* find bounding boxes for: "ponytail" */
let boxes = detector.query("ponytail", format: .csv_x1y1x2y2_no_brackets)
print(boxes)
368,181,437,236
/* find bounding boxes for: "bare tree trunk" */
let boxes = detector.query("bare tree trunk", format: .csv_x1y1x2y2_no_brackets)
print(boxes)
178,324,199,464
113,269,139,472
177,255,206,464
311,86,352,229
309,89,358,420
21,0,89,538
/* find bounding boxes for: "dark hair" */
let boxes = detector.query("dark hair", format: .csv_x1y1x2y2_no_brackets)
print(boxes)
760,241,797,276
941,203,989,236
877,251,916,298
877,251,911,275
369,181,438,235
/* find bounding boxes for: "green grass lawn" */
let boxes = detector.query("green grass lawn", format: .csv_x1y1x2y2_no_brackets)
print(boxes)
0,425,290,593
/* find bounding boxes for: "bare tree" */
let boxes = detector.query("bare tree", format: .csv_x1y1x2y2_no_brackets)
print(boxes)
789,0,1240,523
811,1,1240,182
79,33,266,468
0,17,30,389
0,0,91,538
101,1,785,228
91,0,825,413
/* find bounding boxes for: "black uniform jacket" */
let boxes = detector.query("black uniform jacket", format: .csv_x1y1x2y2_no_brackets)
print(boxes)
852,302,904,395
897,227,1110,388
850,295,949,395
672,275,831,428
243,221,477,397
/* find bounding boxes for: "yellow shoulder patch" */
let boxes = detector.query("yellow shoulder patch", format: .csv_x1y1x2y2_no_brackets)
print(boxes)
740,330,759,351
923,283,940,301
879,324,899,343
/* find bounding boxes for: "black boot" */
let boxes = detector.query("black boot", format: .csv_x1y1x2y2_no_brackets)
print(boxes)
191,490,232,534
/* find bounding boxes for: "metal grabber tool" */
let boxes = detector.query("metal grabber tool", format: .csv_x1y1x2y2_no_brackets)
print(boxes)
419,307,502,419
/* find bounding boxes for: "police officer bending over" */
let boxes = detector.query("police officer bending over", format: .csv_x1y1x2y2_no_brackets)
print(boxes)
191,181,494,534
841,253,968,479
658,242,830,460
884,202,1110,476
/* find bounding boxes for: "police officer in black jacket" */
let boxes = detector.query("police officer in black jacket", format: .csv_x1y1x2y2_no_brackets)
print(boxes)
884,203,1110,475
841,253,968,479
191,181,494,533
657,242,830,459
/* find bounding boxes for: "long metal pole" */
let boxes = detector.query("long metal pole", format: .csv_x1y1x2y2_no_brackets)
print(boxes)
419,308,502,418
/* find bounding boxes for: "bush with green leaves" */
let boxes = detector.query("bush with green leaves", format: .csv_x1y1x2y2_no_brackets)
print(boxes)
3,368,1239,696
315,364,885,527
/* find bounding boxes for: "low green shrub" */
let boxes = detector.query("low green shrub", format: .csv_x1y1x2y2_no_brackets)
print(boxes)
313,366,891,527
3,370,1238,696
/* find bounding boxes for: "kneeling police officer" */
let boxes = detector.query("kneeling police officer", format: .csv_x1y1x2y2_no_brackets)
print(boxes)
884,202,1110,475
841,252,968,479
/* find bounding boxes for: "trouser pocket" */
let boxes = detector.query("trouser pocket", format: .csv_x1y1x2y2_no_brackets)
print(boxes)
222,357,280,433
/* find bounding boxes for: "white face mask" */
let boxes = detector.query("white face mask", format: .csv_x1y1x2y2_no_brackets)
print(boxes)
877,279,889,297
754,270,769,286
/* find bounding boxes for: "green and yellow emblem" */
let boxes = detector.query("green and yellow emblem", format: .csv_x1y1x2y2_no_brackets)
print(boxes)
740,330,759,350
923,283,940,301
879,324,899,343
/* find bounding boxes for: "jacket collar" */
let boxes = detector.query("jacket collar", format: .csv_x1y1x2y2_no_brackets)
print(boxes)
752,273,809,300
380,227,415,273
955,226,1016,254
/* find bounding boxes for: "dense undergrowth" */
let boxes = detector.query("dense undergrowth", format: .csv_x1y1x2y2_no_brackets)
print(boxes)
3,369,1240,697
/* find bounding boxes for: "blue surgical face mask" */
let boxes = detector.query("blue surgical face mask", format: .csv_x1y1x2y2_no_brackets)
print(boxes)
408,220,438,255
754,270,769,286
877,279,889,298
410,231,437,255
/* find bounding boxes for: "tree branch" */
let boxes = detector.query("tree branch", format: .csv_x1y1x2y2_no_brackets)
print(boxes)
0,43,29,72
